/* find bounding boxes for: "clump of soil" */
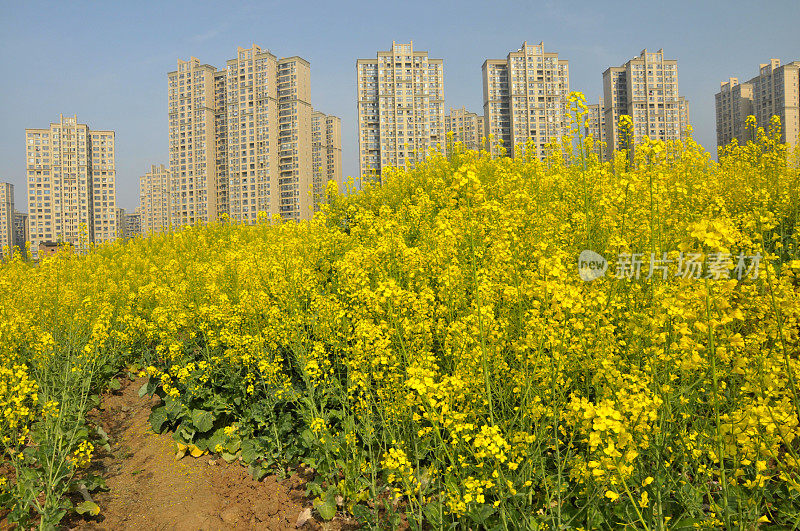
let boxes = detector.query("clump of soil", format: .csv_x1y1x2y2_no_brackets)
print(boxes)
67,377,354,530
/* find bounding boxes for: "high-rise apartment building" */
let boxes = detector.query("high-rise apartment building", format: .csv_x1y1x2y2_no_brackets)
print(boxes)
716,78,754,147
715,60,800,148
445,107,485,152
124,211,142,239
679,97,690,135
585,97,607,158
223,45,279,223
357,41,445,181
276,56,314,221
169,45,336,225
13,211,29,254
26,114,116,257
114,208,141,240
483,42,570,159
0,183,14,258
139,164,171,234
602,49,687,158
214,69,229,217
168,58,218,226
311,111,343,209
115,207,126,238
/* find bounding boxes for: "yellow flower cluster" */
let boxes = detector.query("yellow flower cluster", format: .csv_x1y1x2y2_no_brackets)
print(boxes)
0,363,38,446
71,440,94,469
1,102,799,528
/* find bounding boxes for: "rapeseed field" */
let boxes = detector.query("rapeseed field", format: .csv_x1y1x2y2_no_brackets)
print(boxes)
2,99,800,529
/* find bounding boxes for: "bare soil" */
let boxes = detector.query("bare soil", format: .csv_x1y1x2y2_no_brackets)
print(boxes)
66,377,354,530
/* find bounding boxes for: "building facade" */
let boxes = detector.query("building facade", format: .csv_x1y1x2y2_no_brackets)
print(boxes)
25,114,116,257
168,58,218,227
482,42,570,159
13,211,29,255
679,97,691,136
715,60,800,148
602,49,687,158
139,164,171,234
0,183,13,258
115,207,126,239
585,97,607,158
445,107,485,152
357,41,446,181
716,78,754,147
223,45,279,223
124,212,142,239
276,56,314,221
169,46,337,226
311,111,343,210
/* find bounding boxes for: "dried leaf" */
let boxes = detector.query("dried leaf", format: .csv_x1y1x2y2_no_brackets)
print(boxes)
76,500,101,516
295,507,312,528
189,444,205,458
175,442,188,460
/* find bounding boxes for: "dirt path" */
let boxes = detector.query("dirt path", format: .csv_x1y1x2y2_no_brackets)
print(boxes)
70,377,348,530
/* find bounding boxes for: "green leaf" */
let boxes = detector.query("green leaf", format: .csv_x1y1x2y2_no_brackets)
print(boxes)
466,503,496,524
352,504,376,526
240,437,261,463
314,498,336,521
84,475,109,492
222,452,238,463
422,500,443,527
149,406,168,433
249,463,268,481
305,479,323,497
138,378,158,397
192,409,214,433
164,395,183,420
76,500,100,516
109,378,121,391
95,426,109,441
225,437,241,454
206,429,227,453
193,436,209,451
89,394,101,408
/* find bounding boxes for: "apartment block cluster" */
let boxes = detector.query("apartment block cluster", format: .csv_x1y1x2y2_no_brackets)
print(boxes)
7,44,344,259
6,41,798,260
357,41,693,180
160,44,342,231
715,59,800,148
20,114,117,258
140,44,343,233
0,183,29,259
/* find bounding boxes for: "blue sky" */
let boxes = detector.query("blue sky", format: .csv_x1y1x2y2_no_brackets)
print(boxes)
1,0,798,211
